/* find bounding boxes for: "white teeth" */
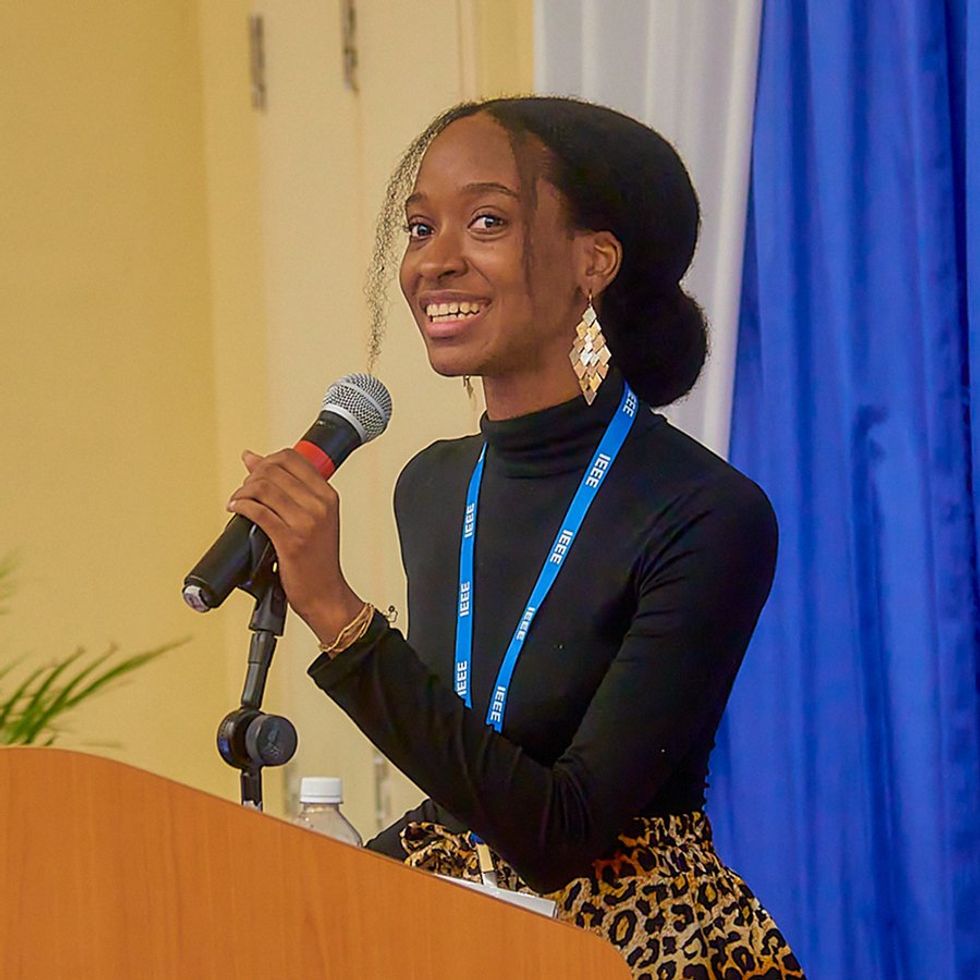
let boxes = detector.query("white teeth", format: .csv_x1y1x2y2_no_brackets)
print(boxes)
425,301,485,319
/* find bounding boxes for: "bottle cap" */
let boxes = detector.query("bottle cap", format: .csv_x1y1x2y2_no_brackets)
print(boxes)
299,776,343,804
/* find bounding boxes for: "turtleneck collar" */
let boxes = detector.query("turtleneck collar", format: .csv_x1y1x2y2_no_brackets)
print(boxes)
479,370,626,478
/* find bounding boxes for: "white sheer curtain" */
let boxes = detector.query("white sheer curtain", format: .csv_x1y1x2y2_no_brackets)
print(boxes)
534,0,762,456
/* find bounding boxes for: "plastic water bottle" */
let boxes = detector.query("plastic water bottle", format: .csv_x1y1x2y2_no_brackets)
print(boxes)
293,776,363,846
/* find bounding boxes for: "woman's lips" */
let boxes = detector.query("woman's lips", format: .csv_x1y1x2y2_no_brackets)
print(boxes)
421,303,490,340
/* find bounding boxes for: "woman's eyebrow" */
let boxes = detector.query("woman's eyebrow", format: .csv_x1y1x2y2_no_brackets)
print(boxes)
460,181,520,199
405,181,520,209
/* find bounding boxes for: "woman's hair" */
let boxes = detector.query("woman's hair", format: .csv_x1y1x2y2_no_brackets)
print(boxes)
367,96,707,407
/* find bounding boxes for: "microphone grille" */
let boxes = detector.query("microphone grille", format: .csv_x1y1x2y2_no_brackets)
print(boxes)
322,373,393,442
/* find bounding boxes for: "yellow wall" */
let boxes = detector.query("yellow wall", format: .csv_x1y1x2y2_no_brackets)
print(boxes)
476,0,535,97
0,1,229,792
1,0,532,820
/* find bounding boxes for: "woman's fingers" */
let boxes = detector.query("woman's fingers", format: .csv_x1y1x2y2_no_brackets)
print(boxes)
225,494,288,540
225,447,350,630
230,450,334,530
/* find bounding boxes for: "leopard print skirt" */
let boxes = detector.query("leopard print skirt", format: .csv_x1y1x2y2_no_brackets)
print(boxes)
401,812,805,979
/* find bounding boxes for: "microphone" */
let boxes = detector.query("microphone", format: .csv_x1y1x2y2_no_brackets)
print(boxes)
182,373,392,612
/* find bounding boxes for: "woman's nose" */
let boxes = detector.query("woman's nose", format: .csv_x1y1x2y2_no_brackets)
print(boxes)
418,228,467,280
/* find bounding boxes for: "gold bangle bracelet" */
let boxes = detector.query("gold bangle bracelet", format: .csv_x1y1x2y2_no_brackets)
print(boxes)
318,601,375,657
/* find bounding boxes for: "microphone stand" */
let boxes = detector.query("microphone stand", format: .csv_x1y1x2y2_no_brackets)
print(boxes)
216,540,298,810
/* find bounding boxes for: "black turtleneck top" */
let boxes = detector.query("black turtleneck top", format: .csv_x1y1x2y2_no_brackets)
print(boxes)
308,376,777,893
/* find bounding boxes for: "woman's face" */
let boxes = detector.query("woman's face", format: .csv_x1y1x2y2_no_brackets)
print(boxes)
399,113,585,383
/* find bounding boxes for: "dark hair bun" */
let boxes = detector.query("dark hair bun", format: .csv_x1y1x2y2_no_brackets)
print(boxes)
602,285,708,407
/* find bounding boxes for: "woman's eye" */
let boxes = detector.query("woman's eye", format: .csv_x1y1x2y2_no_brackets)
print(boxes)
471,214,505,231
406,220,433,240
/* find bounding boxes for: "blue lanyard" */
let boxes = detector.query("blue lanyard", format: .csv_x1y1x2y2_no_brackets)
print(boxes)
454,384,639,731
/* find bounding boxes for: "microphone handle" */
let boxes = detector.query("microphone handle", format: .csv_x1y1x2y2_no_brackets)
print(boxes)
182,411,363,612
183,515,268,611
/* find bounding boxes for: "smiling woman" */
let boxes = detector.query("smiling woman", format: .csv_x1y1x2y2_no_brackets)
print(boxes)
228,97,805,979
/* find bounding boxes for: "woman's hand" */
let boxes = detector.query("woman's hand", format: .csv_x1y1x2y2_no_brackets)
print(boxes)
227,449,364,645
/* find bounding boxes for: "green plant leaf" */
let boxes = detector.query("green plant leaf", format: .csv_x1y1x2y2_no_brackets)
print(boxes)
5,648,87,743
11,647,120,744
1,641,187,745
33,646,118,714
0,663,49,734
0,557,188,745
60,641,181,710
16,641,184,745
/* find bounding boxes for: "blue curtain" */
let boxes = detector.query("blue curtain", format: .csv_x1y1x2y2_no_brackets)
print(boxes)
710,2,980,977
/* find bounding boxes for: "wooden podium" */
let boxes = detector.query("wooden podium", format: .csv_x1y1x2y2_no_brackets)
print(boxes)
0,749,629,979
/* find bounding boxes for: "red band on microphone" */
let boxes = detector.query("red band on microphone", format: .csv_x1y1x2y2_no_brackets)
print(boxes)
294,440,337,478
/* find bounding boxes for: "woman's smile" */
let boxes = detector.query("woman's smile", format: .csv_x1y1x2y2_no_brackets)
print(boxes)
420,292,492,339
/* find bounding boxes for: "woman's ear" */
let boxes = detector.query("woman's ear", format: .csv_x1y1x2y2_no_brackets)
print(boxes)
576,230,623,299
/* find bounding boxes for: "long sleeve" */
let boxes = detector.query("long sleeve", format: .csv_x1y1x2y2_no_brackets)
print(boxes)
308,472,776,894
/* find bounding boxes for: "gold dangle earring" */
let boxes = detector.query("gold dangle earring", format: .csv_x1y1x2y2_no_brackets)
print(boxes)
569,292,611,405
